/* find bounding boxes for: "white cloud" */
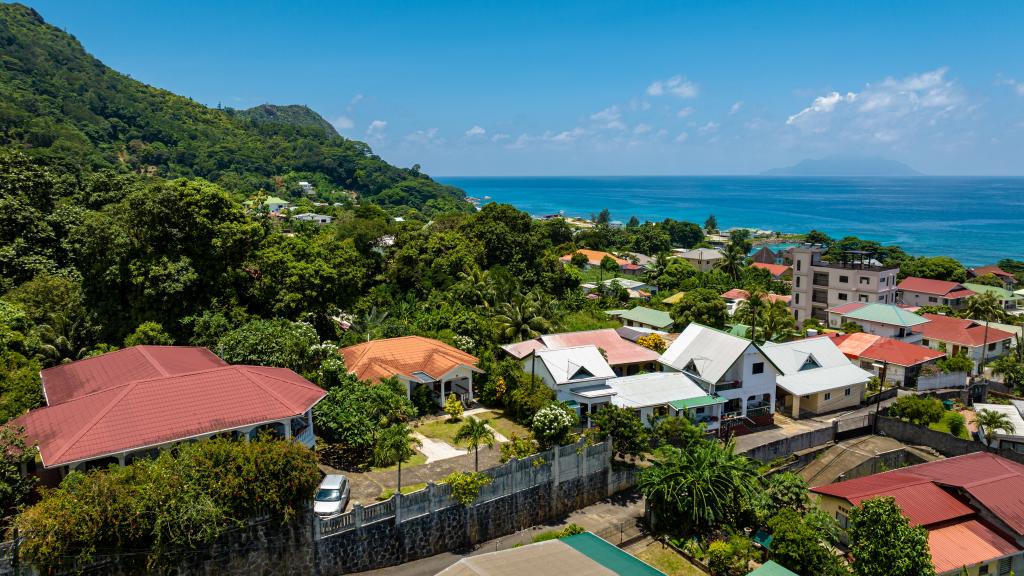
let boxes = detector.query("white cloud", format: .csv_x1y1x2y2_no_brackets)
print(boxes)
785,68,967,142
465,125,486,137
997,77,1024,96
647,75,698,98
633,123,652,135
590,106,626,130
730,101,744,115
699,121,719,134
405,127,442,146
332,115,354,130
507,134,531,149
677,107,695,118
675,131,689,143
366,120,387,141
545,127,586,143
349,93,364,108
491,133,510,142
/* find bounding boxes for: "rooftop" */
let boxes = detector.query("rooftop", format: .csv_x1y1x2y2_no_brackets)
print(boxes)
676,247,723,260
827,333,945,367
659,323,775,382
749,262,791,277
535,345,616,385
340,336,480,383
919,314,1016,347
839,303,929,327
963,282,1021,300
897,276,972,297
607,372,712,409
928,519,1020,574
559,249,628,267
613,306,673,329
746,561,799,576
761,338,872,396
501,329,660,366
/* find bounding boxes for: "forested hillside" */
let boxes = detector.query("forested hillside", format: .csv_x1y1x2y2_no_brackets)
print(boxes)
0,3,467,212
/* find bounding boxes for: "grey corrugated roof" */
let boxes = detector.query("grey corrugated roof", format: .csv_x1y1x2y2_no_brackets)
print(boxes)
658,323,751,382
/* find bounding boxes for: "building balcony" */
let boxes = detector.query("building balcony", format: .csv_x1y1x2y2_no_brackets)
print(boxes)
715,380,743,392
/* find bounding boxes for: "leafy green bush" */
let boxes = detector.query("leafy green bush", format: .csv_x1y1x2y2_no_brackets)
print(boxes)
531,523,586,543
944,411,967,437
14,437,320,572
442,471,492,506
936,351,973,374
531,403,579,449
445,393,464,421
411,383,436,416
890,395,944,426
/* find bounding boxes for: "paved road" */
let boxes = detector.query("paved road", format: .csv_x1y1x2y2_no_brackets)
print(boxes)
353,491,647,576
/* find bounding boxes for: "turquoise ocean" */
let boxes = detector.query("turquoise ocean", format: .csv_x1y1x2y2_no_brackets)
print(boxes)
438,176,1024,267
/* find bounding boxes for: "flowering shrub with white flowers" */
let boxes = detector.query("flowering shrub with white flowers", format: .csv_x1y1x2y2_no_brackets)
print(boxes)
531,403,579,448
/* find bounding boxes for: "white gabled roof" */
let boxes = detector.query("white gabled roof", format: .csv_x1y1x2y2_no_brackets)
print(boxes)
762,337,873,396
658,323,754,383
535,345,615,385
608,372,711,409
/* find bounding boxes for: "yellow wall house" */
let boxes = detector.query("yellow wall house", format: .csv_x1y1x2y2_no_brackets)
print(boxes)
761,337,872,418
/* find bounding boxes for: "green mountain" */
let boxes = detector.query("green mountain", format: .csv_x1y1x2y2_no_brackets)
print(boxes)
0,3,468,213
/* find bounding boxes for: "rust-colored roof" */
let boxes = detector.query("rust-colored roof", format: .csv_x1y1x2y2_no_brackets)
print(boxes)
559,249,628,267
814,472,974,527
720,289,790,304
972,265,1014,279
827,302,867,315
829,333,945,367
41,346,226,405
502,329,660,366
340,336,480,382
13,365,325,468
920,314,1016,347
750,262,791,277
898,276,971,297
928,519,1020,574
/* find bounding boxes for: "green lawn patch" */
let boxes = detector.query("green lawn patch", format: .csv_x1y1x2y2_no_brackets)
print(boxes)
371,451,427,472
377,482,428,501
472,410,531,440
635,542,707,576
929,412,971,439
415,418,469,447
560,310,621,332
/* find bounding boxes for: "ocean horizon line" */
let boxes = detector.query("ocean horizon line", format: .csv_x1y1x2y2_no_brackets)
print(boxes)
437,173,1024,179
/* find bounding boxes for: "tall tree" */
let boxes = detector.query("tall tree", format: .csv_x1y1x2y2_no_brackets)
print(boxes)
848,497,935,576
454,416,496,471
962,291,1002,375
373,424,422,494
671,288,728,329
973,408,1015,445
704,214,718,233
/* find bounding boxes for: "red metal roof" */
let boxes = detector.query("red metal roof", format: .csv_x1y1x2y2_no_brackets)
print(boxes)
898,276,969,296
340,336,480,383
502,329,660,366
41,346,226,405
826,302,867,315
971,266,1014,279
558,249,628,267
929,519,1020,574
813,472,973,527
13,365,325,468
830,333,945,367
750,262,791,277
720,289,790,304
919,314,1016,347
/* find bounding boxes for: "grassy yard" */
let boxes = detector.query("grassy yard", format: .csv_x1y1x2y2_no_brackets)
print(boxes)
415,418,470,447
928,412,971,440
473,409,531,440
634,542,707,576
377,482,428,501
371,451,427,472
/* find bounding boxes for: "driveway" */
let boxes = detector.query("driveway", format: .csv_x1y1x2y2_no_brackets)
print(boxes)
732,413,831,453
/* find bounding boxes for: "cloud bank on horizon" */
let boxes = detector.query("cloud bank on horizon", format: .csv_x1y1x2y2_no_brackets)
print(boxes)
29,0,1024,176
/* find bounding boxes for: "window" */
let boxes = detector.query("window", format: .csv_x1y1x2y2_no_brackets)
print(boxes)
859,276,870,285
989,342,997,351
752,362,765,374
836,511,849,529
839,275,849,283
877,296,884,301
844,388,851,397
795,294,800,304
859,295,869,302
838,293,848,301
922,339,930,346
824,392,832,401
928,296,938,303
795,277,801,288
796,260,802,271
979,565,989,576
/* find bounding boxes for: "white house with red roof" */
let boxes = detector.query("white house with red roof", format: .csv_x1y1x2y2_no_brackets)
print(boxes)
811,452,1024,576
501,328,661,377
828,332,946,387
897,276,976,309
11,346,326,476
919,313,1015,372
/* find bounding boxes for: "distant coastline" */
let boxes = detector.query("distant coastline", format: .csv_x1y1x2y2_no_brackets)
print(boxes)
440,175,1024,266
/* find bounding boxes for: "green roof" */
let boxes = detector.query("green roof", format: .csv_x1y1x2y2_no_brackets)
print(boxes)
842,303,928,327
728,323,751,338
963,283,1020,300
747,561,799,576
670,395,726,410
661,291,686,305
263,196,289,205
616,306,673,329
561,532,665,575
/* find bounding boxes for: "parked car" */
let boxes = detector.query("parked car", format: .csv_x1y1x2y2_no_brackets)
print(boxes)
314,474,350,517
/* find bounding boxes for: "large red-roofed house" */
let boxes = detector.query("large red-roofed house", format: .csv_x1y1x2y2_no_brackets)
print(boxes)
898,276,977,309
919,313,1015,372
828,332,946,387
12,346,326,476
812,452,1024,575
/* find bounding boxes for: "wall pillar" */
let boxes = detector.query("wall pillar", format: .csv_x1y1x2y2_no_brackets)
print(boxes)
791,395,801,419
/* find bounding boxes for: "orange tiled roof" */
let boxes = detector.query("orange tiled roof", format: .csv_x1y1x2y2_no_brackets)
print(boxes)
340,336,480,382
750,262,791,277
559,249,628,267
929,519,1020,574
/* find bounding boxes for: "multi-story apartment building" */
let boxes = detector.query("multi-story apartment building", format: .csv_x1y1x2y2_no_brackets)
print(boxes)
790,245,899,325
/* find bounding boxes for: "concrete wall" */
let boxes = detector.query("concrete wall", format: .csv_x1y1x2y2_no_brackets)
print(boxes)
917,371,968,391
3,440,633,576
741,425,837,463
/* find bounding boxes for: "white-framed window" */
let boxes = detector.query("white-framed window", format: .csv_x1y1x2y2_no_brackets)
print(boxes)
844,388,851,396
824,392,832,401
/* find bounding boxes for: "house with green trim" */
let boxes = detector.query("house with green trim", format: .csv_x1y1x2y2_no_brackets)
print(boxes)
962,283,1022,311
827,302,929,343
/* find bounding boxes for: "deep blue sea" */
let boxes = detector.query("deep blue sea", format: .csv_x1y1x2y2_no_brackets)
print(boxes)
438,176,1024,266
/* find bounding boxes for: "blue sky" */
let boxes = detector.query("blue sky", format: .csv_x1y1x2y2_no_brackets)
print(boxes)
19,0,1024,175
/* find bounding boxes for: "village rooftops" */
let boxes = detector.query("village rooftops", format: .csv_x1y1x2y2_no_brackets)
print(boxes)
339,336,480,383
558,249,628,267
749,262,791,277
659,323,777,383
607,372,716,410
827,333,945,367
720,289,791,305
838,303,929,327
501,329,660,366
761,338,872,396
534,345,616,385
610,306,673,329
919,313,1015,347
897,276,975,298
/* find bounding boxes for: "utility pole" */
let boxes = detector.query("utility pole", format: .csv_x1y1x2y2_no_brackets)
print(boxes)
872,361,888,434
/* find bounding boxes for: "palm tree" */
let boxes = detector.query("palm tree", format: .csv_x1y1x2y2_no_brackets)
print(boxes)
963,292,1003,376
973,409,1015,447
734,288,767,342
359,306,389,342
457,267,495,309
648,252,671,287
373,424,421,495
454,416,496,471
638,438,759,535
717,243,746,281
492,294,554,342
761,299,797,342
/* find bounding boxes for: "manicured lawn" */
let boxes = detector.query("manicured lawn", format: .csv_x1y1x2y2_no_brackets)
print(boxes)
371,451,427,472
635,543,706,576
415,418,470,447
377,482,428,501
473,410,531,440
929,412,971,440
